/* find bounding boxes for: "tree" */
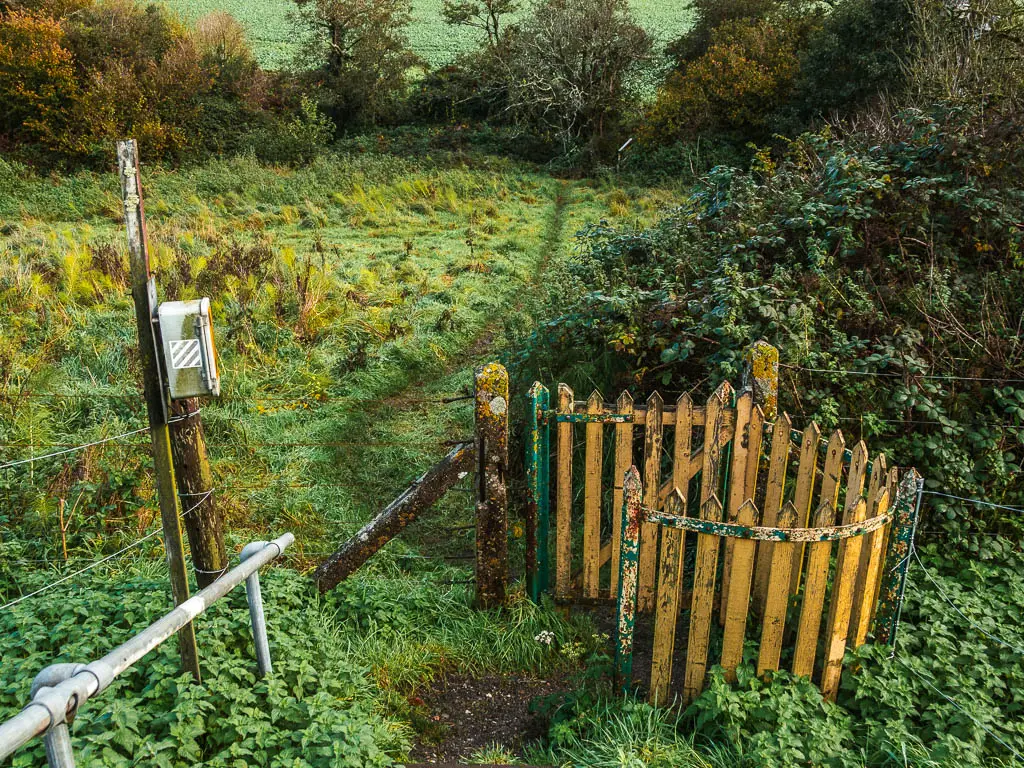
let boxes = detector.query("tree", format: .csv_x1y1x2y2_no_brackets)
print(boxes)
499,0,652,153
0,10,80,150
295,0,419,125
441,0,518,47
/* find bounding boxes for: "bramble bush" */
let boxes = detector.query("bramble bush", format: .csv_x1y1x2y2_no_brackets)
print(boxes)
521,104,1024,545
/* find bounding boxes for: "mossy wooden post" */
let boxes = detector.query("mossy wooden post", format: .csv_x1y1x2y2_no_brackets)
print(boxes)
315,441,476,591
475,363,509,609
118,139,200,682
743,340,779,422
170,398,226,588
525,383,551,602
614,467,643,692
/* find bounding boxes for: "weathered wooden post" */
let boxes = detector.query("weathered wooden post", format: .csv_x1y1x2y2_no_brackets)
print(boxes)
169,397,227,588
475,363,509,609
118,139,201,681
743,340,779,421
313,441,476,591
525,382,551,603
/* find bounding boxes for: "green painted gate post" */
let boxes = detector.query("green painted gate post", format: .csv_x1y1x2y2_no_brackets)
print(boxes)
874,468,923,646
526,383,551,603
614,467,644,692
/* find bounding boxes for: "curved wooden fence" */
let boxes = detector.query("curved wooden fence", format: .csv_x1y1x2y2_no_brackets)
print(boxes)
525,348,921,704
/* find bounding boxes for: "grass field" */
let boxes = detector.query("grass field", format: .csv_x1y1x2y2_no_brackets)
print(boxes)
0,147,678,576
157,0,691,70
0,145,684,765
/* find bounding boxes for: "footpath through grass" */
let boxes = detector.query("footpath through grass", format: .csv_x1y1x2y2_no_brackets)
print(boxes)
0,148,681,765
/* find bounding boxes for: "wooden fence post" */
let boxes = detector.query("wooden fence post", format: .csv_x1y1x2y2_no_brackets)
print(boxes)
743,340,779,421
169,398,227,588
314,441,477,591
475,363,509,609
118,139,201,682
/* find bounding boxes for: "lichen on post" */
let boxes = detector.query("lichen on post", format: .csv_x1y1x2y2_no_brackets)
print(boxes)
743,340,780,421
475,362,510,610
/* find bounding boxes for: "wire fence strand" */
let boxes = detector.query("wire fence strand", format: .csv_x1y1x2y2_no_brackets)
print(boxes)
782,363,1024,384
0,427,150,471
910,547,1024,655
0,490,213,612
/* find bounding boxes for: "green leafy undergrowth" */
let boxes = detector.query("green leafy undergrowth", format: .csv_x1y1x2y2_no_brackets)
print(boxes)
681,548,1024,766
0,567,404,767
0,563,594,766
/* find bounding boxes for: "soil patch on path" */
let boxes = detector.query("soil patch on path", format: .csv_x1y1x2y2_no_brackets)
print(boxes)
406,673,569,764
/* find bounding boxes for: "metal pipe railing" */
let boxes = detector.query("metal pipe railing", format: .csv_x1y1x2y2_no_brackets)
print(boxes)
0,532,294,767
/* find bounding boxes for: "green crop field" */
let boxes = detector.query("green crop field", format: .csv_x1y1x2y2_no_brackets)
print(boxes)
158,0,691,70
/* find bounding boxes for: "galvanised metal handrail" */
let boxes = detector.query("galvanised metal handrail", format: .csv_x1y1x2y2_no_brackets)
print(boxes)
0,533,294,767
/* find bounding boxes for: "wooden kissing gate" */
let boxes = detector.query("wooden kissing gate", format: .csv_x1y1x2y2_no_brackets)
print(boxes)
525,342,921,705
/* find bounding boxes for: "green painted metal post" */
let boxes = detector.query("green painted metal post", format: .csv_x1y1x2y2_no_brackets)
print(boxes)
873,468,922,646
614,466,643,692
526,383,551,603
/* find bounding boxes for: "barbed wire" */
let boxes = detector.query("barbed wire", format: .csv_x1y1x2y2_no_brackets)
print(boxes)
781,363,1024,384
0,427,150,471
923,491,1024,515
0,490,213,612
1,390,473,406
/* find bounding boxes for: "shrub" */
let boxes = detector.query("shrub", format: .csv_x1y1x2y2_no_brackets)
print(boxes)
666,0,783,66
409,50,508,124
0,10,80,152
498,0,653,156
644,18,804,144
294,0,420,127
789,0,913,122
191,11,263,101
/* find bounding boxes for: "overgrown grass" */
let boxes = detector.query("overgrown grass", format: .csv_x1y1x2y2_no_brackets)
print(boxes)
0,146,684,764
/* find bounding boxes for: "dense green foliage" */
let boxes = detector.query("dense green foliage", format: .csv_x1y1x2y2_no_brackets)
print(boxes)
528,105,1024,543
0,562,593,765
